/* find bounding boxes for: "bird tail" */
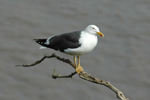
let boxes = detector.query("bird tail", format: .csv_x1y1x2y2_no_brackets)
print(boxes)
34,39,47,49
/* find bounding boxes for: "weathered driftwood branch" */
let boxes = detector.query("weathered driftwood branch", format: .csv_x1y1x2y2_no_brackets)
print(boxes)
16,53,129,100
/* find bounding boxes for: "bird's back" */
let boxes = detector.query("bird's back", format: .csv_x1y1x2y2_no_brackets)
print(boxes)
34,31,81,52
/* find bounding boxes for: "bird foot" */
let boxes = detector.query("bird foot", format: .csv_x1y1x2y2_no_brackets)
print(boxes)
75,65,84,74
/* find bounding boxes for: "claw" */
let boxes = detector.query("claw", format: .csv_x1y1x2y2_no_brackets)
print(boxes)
76,65,84,74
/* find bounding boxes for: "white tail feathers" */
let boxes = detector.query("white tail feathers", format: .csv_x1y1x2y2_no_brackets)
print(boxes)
39,46,47,49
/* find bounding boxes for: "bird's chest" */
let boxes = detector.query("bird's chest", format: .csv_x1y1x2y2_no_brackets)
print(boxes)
79,34,98,53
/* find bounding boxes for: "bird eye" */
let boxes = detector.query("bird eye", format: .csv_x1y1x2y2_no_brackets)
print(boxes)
92,27,95,29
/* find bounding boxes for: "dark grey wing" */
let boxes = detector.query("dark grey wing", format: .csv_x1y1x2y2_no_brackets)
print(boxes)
48,31,81,52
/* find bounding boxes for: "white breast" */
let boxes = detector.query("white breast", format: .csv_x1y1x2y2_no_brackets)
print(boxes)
64,31,98,55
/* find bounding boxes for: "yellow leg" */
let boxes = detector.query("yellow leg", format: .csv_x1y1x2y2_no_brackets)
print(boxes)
75,56,84,74
73,56,77,67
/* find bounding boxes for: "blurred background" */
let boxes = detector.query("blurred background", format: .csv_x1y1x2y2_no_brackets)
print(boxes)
0,0,150,100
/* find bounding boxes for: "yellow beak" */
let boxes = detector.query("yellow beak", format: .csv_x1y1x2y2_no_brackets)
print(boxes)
96,32,104,37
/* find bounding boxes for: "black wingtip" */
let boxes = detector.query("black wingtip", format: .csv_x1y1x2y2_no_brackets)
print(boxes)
33,39,38,42
33,39,39,43
34,39,47,45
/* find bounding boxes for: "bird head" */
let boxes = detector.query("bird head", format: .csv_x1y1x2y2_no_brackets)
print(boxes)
84,25,104,37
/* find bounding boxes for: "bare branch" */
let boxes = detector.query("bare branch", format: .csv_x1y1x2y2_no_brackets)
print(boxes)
16,53,76,69
79,72,129,100
16,53,129,100
52,69,77,79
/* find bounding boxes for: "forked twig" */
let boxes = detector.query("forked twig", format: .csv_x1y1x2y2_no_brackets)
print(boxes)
16,53,129,100
16,53,76,69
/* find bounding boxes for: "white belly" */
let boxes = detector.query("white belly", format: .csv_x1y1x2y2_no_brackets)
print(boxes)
64,32,98,55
